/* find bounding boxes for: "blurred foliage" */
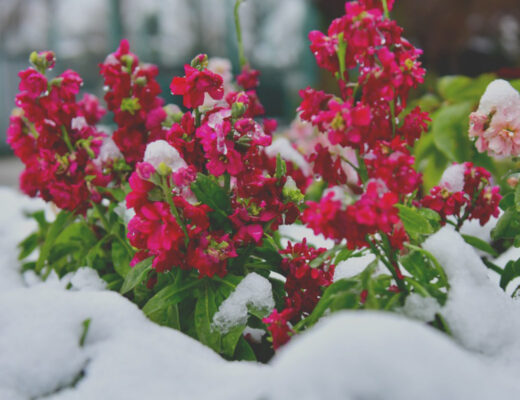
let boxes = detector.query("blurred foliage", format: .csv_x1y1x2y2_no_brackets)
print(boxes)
411,74,520,192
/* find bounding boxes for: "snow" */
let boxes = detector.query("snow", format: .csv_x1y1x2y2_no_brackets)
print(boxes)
333,253,376,281
439,162,465,192
94,137,123,168
213,272,274,333
143,140,187,172
402,293,441,322
265,137,311,176
424,226,520,363
278,224,335,250
4,187,520,399
477,79,520,115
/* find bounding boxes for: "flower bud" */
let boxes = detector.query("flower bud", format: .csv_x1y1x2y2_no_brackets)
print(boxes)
29,51,56,73
190,53,209,70
231,102,246,118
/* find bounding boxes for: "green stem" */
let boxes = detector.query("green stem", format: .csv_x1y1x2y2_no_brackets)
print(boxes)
234,0,248,68
160,178,189,245
355,150,369,184
336,33,347,82
367,238,407,294
381,0,390,19
224,172,231,193
61,126,75,153
194,108,201,127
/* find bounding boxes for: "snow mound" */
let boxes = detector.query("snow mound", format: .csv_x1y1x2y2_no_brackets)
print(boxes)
425,226,520,364
4,188,520,399
213,272,274,333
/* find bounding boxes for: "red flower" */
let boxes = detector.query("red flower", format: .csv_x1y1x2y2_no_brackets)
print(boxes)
263,308,294,350
170,64,224,109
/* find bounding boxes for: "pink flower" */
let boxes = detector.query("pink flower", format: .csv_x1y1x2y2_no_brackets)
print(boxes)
18,69,47,99
469,79,520,158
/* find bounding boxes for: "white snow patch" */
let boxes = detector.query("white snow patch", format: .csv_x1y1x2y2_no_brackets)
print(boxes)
4,188,520,399
477,79,520,115
278,224,335,250
402,293,441,322
94,137,123,167
143,140,187,172
265,137,311,176
334,253,376,281
213,273,274,333
425,226,520,363
439,163,465,192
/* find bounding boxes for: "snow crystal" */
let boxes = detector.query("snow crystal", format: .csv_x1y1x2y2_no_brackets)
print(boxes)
439,163,465,192
265,137,311,176
143,140,187,172
213,273,274,333
477,79,520,116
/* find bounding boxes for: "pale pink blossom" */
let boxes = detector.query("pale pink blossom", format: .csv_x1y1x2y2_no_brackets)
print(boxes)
469,79,520,158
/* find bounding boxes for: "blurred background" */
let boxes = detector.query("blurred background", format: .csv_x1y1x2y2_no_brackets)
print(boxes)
0,0,519,185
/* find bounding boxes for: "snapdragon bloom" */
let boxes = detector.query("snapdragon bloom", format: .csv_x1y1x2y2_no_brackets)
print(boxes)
469,79,520,158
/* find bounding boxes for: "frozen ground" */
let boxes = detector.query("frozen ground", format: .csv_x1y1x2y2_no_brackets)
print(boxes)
2,187,520,399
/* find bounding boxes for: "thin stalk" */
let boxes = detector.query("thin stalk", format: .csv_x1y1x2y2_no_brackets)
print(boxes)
91,202,134,254
367,238,407,294
381,0,390,19
355,150,369,184
160,178,189,245
61,126,75,153
234,0,248,68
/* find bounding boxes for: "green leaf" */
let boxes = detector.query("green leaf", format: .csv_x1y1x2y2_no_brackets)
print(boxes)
221,325,245,358
79,318,91,347
119,257,153,294
437,74,495,103
18,233,39,260
233,336,256,361
36,211,75,273
303,278,359,327
492,208,520,240
461,234,498,257
142,278,201,316
111,241,131,278
500,192,515,211
191,173,231,214
515,184,520,212
431,101,474,162
191,173,232,230
395,205,434,237
194,282,221,351
500,260,520,290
